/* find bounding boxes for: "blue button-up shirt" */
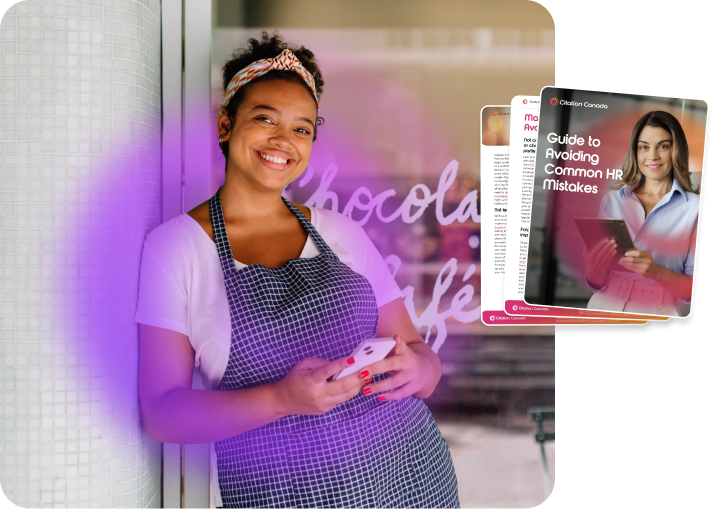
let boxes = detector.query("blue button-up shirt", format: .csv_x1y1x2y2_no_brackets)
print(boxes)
591,176,699,292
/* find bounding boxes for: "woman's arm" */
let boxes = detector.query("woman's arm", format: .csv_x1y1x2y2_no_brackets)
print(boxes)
138,324,365,444
139,324,283,444
617,250,693,301
357,297,442,401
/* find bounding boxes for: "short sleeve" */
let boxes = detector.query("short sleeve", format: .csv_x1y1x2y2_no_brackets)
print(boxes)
684,218,697,278
677,218,697,304
355,227,403,308
134,240,189,336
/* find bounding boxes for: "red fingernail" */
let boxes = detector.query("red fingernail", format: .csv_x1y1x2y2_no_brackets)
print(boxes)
378,396,386,401
363,387,372,395
347,357,355,365
360,370,369,378
365,378,373,385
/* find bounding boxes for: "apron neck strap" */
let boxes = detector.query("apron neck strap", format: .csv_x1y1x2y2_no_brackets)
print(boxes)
208,188,338,273
281,197,336,258
209,188,238,274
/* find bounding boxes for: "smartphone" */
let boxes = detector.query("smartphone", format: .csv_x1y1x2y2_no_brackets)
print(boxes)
330,337,397,381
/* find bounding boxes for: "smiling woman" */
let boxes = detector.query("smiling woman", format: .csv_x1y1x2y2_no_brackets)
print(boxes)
134,32,459,508
218,79,316,198
581,110,699,316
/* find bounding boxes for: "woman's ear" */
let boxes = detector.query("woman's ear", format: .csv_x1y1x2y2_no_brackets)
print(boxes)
217,109,232,142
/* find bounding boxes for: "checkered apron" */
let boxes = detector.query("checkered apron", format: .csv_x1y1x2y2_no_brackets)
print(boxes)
210,189,459,508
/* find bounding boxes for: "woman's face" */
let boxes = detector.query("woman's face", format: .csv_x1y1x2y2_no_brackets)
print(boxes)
220,79,317,192
636,125,673,182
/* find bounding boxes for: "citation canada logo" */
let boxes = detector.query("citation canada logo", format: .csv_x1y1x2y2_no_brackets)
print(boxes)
549,97,558,106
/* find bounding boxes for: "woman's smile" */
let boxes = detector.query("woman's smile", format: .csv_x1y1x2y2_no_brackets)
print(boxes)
256,149,292,170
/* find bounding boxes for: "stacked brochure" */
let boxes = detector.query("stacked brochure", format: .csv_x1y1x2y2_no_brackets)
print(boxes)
481,88,706,326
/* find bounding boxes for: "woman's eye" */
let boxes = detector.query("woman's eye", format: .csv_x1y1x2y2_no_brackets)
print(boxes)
296,127,311,135
255,116,273,124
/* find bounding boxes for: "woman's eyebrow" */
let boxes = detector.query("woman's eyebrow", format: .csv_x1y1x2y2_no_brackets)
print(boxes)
251,105,315,127
295,115,315,127
252,105,279,114
638,139,672,144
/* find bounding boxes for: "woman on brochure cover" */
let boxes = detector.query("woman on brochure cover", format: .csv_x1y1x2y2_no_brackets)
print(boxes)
582,110,699,316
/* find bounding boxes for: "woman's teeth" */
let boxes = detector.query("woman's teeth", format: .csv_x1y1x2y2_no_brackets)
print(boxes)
260,153,288,164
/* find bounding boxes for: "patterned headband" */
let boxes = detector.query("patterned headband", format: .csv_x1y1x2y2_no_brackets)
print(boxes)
219,48,319,122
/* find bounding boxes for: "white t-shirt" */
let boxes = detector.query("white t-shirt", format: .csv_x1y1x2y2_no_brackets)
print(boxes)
134,206,403,507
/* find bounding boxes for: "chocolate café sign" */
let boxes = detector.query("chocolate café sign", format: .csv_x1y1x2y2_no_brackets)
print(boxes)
297,160,481,354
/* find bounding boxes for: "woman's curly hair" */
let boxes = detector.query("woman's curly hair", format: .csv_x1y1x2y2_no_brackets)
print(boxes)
219,32,324,162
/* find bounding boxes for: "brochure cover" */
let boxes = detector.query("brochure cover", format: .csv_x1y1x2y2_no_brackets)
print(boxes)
503,96,666,322
522,88,706,318
480,102,647,326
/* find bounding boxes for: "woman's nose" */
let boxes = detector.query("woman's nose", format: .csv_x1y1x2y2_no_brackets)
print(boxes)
269,129,290,148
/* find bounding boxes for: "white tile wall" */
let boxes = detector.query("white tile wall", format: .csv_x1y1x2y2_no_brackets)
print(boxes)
1,0,162,507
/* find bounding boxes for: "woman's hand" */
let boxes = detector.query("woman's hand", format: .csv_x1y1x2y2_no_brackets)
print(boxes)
273,356,365,416
582,238,617,288
355,335,434,402
617,249,662,279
